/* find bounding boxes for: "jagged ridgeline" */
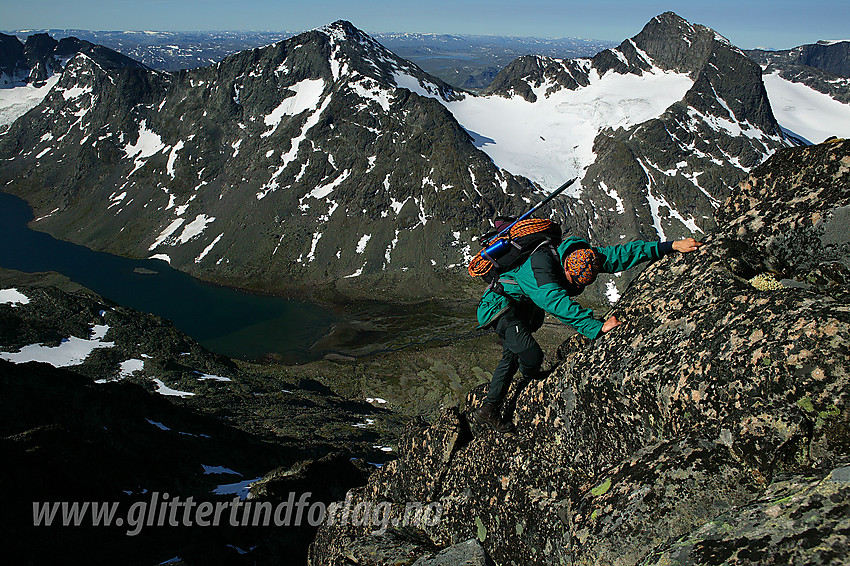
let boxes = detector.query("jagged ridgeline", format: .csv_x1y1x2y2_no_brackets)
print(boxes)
308,138,850,565
0,32,148,84
1,13,794,299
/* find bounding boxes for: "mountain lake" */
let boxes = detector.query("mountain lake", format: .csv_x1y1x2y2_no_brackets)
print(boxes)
0,191,338,362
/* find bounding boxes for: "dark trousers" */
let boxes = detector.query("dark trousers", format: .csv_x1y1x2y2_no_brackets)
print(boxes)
485,301,544,406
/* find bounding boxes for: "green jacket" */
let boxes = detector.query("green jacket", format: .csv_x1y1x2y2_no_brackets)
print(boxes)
476,237,668,339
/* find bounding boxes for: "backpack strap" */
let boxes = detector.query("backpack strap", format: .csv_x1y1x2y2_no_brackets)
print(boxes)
488,278,516,303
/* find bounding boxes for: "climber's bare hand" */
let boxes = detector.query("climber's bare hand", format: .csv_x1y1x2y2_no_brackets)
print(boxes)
602,315,622,334
672,238,703,253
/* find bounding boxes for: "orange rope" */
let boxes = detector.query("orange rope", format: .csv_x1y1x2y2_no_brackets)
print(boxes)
467,218,556,278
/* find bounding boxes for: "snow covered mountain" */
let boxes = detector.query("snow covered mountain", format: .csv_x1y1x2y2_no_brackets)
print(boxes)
437,12,792,301
0,13,818,302
746,40,850,144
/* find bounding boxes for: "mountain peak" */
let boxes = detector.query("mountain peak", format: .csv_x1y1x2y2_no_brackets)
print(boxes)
317,20,373,47
651,11,694,29
645,10,731,45
626,11,744,76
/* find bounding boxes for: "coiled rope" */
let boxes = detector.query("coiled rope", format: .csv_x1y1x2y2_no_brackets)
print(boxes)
468,218,556,278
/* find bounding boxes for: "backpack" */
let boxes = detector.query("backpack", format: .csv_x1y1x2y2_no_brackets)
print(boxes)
468,218,562,290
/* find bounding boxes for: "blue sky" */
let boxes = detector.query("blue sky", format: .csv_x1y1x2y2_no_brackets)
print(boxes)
2,0,848,50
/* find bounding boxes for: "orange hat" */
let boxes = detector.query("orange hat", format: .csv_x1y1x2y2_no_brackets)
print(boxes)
564,248,600,286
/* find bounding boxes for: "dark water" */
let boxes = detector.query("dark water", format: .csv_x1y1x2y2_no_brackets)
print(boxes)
0,192,336,362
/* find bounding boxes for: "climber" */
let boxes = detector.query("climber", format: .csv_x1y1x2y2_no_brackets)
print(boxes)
474,235,703,433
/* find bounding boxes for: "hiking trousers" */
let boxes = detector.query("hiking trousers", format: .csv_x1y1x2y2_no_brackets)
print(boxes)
485,301,544,406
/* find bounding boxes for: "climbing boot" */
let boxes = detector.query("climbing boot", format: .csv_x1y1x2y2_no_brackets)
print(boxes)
473,402,516,434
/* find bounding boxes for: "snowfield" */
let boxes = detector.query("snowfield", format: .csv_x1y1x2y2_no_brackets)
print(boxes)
762,72,850,144
444,67,695,190
262,78,326,137
0,288,31,306
0,76,60,129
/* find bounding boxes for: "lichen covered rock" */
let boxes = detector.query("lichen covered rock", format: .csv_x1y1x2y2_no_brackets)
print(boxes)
309,141,850,564
645,464,850,565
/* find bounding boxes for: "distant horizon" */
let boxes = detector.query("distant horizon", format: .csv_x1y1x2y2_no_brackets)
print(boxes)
2,1,848,51
5,27,614,41
3,26,848,53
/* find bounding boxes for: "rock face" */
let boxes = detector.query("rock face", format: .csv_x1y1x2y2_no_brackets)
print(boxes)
308,139,850,564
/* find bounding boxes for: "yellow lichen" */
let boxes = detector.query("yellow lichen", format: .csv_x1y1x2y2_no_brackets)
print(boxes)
749,273,784,291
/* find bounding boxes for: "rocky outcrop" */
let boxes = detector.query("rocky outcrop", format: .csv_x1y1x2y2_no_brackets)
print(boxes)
0,33,27,82
308,139,850,564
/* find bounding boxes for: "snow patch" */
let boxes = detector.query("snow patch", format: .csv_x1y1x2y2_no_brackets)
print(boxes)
196,372,231,382
356,234,372,254
167,140,184,178
203,465,242,476
149,218,185,250
305,169,351,200
177,214,215,244
212,477,261,499
0,324,114,367
62,85,92,100
393,71,438,98
599,181,626,214
149,254,172,264
119,359,145,378
0,288,31,306
152,378,195,398
605,280,621,305
195,233,223,263
146,419,171,431
124,120,167,175
262,78,325,138
351,78,392,112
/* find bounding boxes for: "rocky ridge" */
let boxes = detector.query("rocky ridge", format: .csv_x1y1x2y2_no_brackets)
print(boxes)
307,139,850,564
0,32,147,84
